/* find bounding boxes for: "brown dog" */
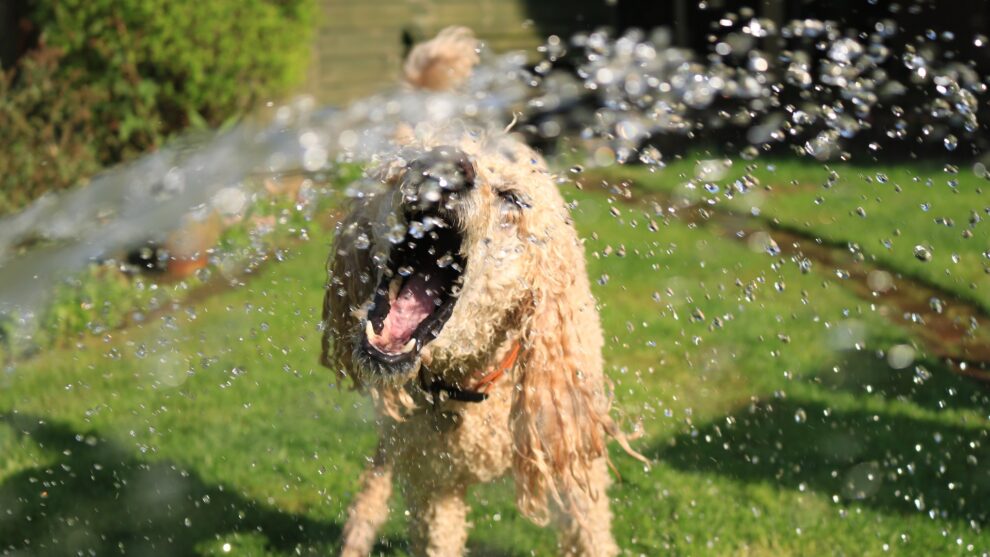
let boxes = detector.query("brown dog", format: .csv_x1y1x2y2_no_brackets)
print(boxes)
321,28,642,557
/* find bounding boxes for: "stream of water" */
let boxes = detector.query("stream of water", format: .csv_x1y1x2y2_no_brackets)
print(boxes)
0,15,985,342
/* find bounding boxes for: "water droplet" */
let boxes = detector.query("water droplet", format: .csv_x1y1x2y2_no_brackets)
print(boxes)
436,254,455,268
388,223,407,244
887,344,915,369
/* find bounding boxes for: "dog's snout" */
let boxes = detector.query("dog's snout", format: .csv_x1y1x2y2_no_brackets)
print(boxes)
400,146,475,209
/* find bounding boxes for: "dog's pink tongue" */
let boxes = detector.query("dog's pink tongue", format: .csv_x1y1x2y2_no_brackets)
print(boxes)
369,274,440,353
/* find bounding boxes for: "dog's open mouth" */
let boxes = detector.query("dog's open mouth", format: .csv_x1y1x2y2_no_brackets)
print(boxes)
358,145,474,369
362,216,466,365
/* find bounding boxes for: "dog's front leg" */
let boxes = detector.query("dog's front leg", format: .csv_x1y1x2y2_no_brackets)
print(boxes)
340,447,393,557
553,458,619,557
405,485,470,557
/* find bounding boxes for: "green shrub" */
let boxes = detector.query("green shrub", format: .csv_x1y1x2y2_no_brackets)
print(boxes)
1,0,317,213
0,46,106,214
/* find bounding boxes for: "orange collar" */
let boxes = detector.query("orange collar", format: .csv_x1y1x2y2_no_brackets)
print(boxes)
420,342,521,403
470,341,521,394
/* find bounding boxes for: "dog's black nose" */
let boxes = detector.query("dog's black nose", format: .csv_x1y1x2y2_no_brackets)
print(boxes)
400,146,475,210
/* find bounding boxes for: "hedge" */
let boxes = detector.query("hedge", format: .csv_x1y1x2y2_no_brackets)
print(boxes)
0,0,317,214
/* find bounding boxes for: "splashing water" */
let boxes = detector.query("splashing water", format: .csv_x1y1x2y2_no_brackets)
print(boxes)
0,52,530,316
0,16,985,329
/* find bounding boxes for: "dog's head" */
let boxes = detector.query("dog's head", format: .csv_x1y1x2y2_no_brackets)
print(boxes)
324,135,560,385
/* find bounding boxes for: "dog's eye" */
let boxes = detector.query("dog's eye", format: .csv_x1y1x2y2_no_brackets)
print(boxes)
496,189,530,210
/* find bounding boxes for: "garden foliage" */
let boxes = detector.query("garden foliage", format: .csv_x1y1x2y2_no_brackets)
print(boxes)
0,0,317,214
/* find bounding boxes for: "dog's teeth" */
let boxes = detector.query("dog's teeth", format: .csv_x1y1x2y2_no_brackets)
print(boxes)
365,321,375,339
400,339,416,353
389,277,402,301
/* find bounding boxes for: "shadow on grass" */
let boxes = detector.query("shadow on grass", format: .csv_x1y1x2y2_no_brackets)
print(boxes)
817,350,990,414
652,356,990,523
0,412,523,557
0,412,396,556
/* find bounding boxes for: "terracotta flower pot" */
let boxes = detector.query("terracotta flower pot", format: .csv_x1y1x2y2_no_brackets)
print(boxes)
163,211,222,280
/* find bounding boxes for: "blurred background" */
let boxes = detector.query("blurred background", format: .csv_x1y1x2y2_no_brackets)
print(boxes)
2,0,990,555
5,0,990,207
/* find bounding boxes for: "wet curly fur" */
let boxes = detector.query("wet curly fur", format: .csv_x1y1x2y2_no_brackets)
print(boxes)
320,28,643,557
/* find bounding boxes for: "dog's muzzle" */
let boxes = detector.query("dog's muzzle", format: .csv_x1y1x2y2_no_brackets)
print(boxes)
358,146,474,377
398,146,475,216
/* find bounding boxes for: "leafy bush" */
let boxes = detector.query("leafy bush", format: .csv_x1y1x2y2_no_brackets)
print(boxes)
0,46,106,214
0,0,317,213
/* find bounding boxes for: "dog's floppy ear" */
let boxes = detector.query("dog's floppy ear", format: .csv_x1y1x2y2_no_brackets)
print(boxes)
321,194,417,420
509,224,641,525
321,218,371,389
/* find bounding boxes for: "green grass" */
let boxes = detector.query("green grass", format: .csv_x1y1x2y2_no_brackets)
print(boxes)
0,168,988,555
585,156,990,313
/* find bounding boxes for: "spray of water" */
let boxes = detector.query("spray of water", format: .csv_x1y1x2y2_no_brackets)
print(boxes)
0,16,983,333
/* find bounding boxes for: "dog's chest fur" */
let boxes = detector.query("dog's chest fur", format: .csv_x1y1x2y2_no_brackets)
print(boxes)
383,375,515,488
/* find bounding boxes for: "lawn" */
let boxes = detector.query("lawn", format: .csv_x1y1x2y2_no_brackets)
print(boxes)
583,155,990,313
0,159,988,555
